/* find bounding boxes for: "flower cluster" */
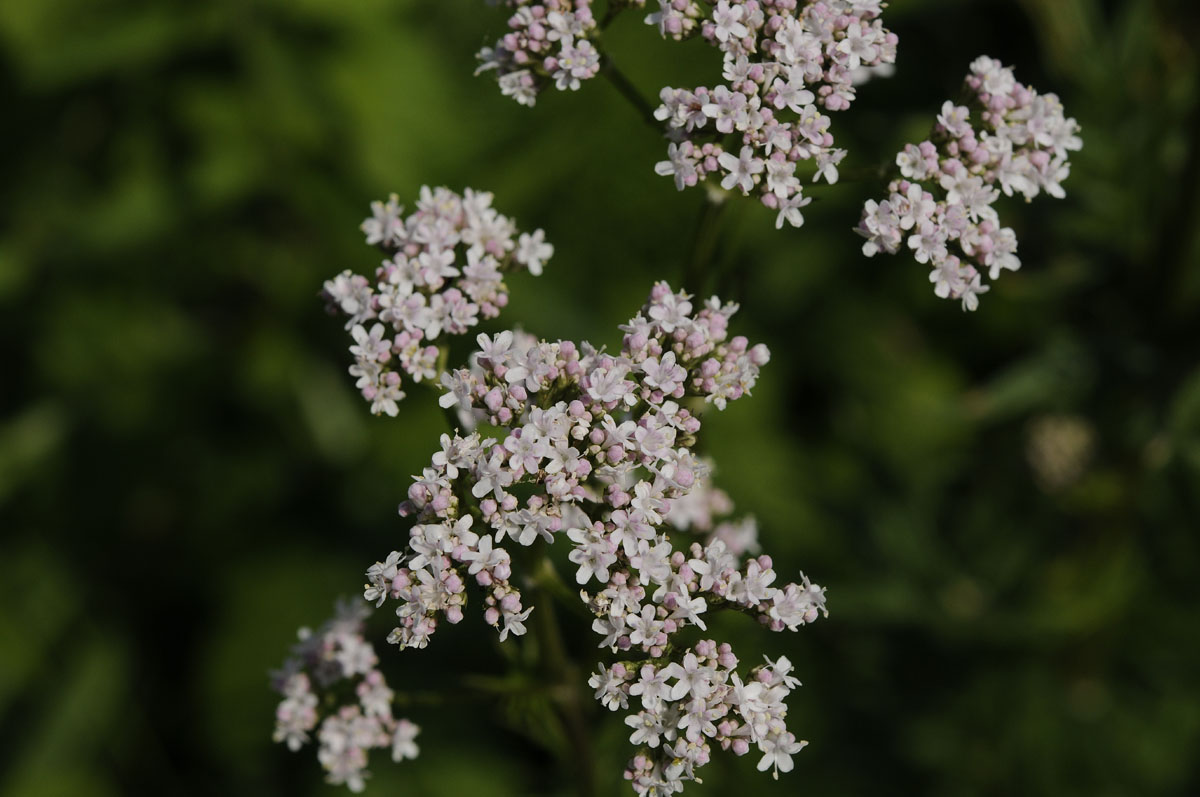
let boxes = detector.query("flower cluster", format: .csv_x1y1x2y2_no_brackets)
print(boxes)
322,186,552,415
648,0,896,228
359,281,825,794
475,0,606,106
271,602,421,792
594,646,809,792
857,55,1082,310
476,1,896,229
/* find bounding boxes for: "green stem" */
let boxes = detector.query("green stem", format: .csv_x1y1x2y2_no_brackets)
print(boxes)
426,329,594,793
599,0,622,30
531,544,596,797
536,554,596,622
682,191,729,296
600,55,660,132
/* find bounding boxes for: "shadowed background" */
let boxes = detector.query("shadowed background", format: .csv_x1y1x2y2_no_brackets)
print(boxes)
1,0,1198,794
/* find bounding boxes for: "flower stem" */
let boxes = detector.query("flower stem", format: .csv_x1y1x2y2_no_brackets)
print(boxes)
600,55,660,132
531,545,596,797
682,191,729,296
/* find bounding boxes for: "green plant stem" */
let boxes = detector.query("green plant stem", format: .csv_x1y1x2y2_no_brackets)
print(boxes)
600,55,660,131
682,193,729,296
536,553,598,622
531,545,596,797
599,1,622,30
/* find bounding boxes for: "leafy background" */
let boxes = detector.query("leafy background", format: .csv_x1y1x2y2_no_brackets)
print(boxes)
1,0,1198,794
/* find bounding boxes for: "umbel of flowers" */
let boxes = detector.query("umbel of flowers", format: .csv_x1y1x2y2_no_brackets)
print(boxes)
476,1,897,230
857,56,1083,310
475,0,603,104
651,0,897,227
271,602,420,792
322,186,553,415
276,281,828,794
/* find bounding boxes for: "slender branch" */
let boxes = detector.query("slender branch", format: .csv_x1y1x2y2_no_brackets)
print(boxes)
682,191,729,296
423,393,595,794
531,543,596,797
600,55,661,131
599,1,622,30
535,554,597,622
391,684,518,708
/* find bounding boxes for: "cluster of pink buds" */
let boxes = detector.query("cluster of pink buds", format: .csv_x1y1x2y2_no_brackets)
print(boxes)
648,0,896,227
322,186,552,415
353,281,823,794
271,602,420,792
475,1,604,106
857,56,1082,310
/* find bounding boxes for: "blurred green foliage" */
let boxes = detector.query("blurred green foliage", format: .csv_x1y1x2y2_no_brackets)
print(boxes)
1,0,1198,795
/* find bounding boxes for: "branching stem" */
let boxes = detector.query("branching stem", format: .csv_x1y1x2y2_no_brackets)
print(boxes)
600,55,661,132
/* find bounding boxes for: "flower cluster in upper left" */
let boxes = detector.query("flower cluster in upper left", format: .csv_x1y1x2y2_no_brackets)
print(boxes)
322,186,552,415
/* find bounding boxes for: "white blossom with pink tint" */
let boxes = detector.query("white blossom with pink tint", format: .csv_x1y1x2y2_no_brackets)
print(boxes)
346,282,824,795
858,56,1082,310
651,0,897,226
270,601,421,792
322,187,550,413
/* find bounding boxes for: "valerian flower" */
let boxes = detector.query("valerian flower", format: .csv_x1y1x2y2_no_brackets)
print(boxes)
270,602,421,791
857,56,1082,310
322,186,550,412
344,282,824,795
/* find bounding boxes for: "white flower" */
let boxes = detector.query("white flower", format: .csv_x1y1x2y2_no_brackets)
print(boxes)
765,158,800,199
391,719,420,762
907,220,948,265
589,664,630,711
718,146,764,194
771,70,815,113
626,709,667,748
498,606,532,641
664,652,714,701
669,593,708,630
515,229,553,275
756,730,807,779
711,1,748,43
627,605,665,648
567,527,618,584
461,534,508,575
361,193,403,246
774,191,812,229
640,351,687,395
836,22,878,71
655,142,698,191
349,323,391,363
958,267,990,312
936,101,971,138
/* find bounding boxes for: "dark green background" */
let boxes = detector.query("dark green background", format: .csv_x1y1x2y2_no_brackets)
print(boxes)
2,0,1198,794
